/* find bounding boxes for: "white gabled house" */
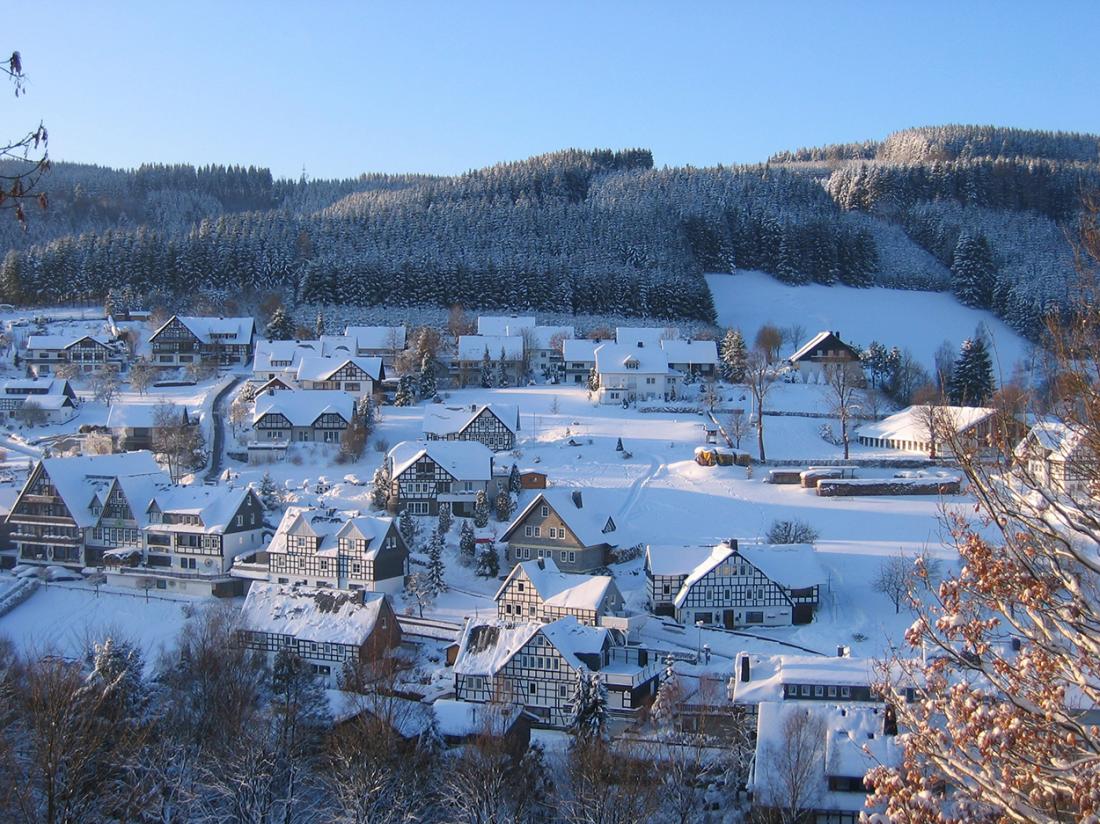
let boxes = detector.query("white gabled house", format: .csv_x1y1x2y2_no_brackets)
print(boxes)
501,489,618,573
453,335,525,386
24,333,127,376
387,440,498,516
263,506,408,594
251,340,321,382
660,338,719,379
0,378,77,424
452,616,659,728
645,540,824,628
1015,421,1096,495
593,342,680,405
525,325,575,377
477,315,537,337
250,389,356,460
149,315,256,368
615,326,680,348
343,325,407,362
494,557,625,626
294,356,384,398
562,338,601,385
422,403,520,451
236,583,401,686
856,404,1024,458
787,330,862,383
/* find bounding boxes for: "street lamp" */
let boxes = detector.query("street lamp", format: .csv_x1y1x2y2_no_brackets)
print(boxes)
695,619,705,662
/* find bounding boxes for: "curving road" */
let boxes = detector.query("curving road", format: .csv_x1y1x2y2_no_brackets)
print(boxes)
203,376,243,482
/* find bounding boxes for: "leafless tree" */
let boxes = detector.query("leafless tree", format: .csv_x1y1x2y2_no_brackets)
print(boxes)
745,351,776,462
151,401,206,482
754,324,784,363
873,553,913,614
728,409,751,449
821,362,864,460
447,304,475,339
782,323,807,353
16,399,45,427
129,358,156,395
563,737,661,824
0,52,49,229
52,361,80,381
90,364,121,405
755,708,826,824
910,384,951,458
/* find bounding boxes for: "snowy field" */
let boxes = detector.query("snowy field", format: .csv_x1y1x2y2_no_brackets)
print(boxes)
706,269,1034,379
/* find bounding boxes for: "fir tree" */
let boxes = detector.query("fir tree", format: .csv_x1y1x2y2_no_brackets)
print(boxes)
494,489,515,522
87,637,147,717
394,374,416,407
459,519,476,565
258,470,281,512
426,527,447,594
370,463,390,511
948,336,996,405
266,306,295,341
437,501,453,536
418,352,437,399
472,489,490,528
586,366,600,393
951,231,997,309
475,541,499,578
480,348,494,388
399,508,420,548
356,394,376,433
314,310,326,339
508,463,522,494
570,670,609,742
615,437,624,452
719,328,748,383
496,346,510,388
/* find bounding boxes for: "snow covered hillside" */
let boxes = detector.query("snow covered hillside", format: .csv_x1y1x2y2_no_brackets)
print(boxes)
706,270,1034,379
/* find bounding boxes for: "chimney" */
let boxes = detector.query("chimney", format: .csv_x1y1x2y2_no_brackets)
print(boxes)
636,341,643,348
739,654,750,683
837,645,850,657
571,490,583,509
726,538,738,552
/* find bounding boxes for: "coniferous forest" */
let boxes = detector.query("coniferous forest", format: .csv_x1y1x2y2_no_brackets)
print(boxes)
1,125,1096,339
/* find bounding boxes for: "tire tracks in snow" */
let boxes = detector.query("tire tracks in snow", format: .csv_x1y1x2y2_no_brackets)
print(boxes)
616,452,664,523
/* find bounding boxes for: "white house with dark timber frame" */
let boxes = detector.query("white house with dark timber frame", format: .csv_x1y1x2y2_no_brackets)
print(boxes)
149,315,255,368
645,540,824,628
787,330,861,383
24,333,127,377
452,616,659,728
501,489,618,573
250,390,355,459
386,440,498,517
294,356,384,398
422,403,520,451
494,557,625,625
264,506,408,594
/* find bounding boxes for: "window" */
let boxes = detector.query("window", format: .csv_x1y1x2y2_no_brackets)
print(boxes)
560,551,567,562
841,686,851,698
746,611,764,624
801,685,811,697
787,684,798,697
568,551,575,563
814,685,824,697
236,515,244,527
828,686,837,697
541,505,549,517
530,682,537,696
525,526,533,537
532,526,541,537
559,684,568,697
518,582,524,592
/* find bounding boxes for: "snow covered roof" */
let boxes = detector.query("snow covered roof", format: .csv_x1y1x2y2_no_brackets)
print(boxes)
615,326,680,347
859,405,997,444
34,452,164,528
503,489,618,548
750,702,900,814
477,315,536,336
457,335,524,361
594,342,670,375
106,402,196,429
431,698,524,738
268,506,357,555
562,339,600,362
1,377,72,395
26,333,112,350
252,340,320,372
660,338,719,366
23,394,75,411
295,355,383,382
495,557,615,612
527,325,574,349
344,325,407,351
318,334,357,357
169,316,255,345
388,440,494,481
147,485,255,533
1016,420,1088,463
671,542,823,608
453,615,609,676
644,544,723,577
238,583,388,646
107,473,173,529
731,653,882,705
422,403,520,439
788,330,860,364
336,514,400,559
253,389,355,427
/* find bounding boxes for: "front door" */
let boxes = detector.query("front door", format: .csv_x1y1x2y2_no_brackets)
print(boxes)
723,609,736,629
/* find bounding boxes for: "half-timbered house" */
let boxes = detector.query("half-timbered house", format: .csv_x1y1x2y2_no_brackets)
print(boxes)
250,390,355,457
645,541,824,628
265,506,408,593
452,616,659,728
24,334,126,376
501,489,619,573
660,338,719,378
1015,421,1097,495
494,556,624,625
0,378,77,423
452,335,525,387
422,403,519,451
236,583,401,686
562,339,601,385
787,330,862,383
149,315,256,368
387,440,497,516
294,356,384,398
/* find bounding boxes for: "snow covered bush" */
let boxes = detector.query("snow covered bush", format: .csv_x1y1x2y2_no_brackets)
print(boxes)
765,518,819,544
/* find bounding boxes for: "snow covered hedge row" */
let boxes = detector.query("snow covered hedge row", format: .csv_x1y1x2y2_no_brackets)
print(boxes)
0,577,39,618
815,477,961,497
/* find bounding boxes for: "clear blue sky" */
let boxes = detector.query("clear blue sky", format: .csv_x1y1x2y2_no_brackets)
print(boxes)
6,1,1099,180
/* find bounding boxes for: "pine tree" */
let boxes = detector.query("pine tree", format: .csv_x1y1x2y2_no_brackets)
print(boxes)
266,306,295,341
399,508,420,548
472,489,490,528
496,346,510,388
87,637,147,717
475,541,499,577
951,232,997,309
719,328,747,383
370,463,390,511
480,348,494,388
314,310,326,339
426,527,447,594
356,395,376,433
258,470,281,512
570,670,609,742
615,437,624,452
948,336,995,405
437,501,453,536
586,366,600,393
459,519,476,565
394,374,416,407
494,489,515,522
418,352,437,399
508,463,522,494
